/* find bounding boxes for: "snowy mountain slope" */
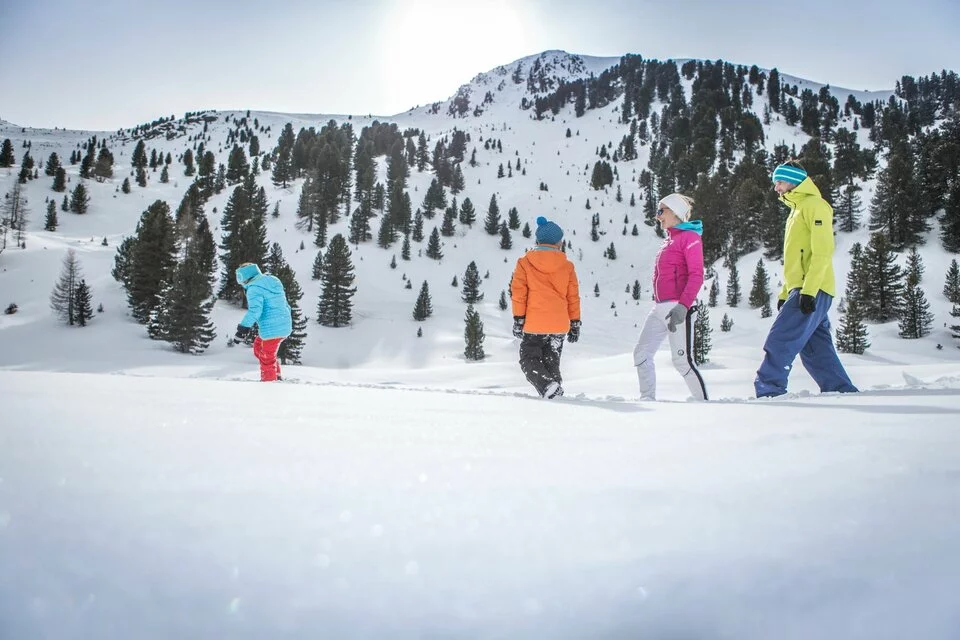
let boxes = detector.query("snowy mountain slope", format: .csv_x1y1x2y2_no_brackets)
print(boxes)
1,51,955,386
3,49,960,640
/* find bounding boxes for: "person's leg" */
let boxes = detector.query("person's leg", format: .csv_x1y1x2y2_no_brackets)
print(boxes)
519,334,553,396
633,303,670,400
667,304,708,400
799,293,858,393
274,339,285,380
257,337,283,382
252,336,264,375
755,290,829,397
544,335,565,386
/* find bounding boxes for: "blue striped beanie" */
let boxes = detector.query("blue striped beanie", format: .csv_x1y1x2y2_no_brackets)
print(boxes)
772,164,808,185
535,216,563,245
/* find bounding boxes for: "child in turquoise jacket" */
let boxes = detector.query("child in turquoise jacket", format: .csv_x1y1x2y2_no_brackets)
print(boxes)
232,262,292,381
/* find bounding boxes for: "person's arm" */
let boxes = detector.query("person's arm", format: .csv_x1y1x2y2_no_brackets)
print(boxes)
801,199,834,297
510,260,528,318
678,234,704,309
239,287,263,328
567,263,581,321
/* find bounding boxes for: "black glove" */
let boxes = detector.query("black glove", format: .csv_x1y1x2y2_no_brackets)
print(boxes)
512,316,525,338
799,294,816,315
234,324,252,343
567,319,581,343
777,298,785,311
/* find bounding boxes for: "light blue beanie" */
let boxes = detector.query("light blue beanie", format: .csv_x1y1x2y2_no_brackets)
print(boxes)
772,163,808,185
535,216,563,245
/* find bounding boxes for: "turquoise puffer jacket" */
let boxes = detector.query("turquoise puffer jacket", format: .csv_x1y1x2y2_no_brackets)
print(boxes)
237,264,292,339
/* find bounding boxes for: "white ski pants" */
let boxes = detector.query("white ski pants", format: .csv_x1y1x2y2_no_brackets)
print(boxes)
632,301,708,401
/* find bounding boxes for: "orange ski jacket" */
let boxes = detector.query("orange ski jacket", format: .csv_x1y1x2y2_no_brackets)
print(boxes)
510,245,581,334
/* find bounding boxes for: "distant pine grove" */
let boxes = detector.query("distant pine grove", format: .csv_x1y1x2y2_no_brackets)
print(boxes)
2,54,959,355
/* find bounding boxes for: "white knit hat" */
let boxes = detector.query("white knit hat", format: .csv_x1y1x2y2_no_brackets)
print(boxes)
658,193,694,222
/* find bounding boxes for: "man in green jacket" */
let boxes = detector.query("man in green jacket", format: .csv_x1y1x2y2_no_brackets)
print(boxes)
754,161,858,398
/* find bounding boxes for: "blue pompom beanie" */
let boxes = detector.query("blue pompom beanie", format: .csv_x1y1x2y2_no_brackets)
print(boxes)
772,163,808,185
535,216,563,245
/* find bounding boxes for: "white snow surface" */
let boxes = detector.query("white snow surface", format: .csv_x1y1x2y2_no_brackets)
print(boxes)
1,51,959,639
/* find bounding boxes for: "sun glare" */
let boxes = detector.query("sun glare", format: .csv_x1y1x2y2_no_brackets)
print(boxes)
380,0,531,113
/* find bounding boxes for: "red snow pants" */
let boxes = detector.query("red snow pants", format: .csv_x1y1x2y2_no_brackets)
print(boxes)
253,336,284,382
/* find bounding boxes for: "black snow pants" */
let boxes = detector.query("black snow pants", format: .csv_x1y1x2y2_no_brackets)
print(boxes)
519,333,565,396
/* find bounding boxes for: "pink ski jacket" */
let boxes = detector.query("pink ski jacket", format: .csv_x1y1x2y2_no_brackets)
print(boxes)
652,226,704,309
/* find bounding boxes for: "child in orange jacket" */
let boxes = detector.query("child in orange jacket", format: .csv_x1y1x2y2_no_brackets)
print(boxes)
510,217,581,399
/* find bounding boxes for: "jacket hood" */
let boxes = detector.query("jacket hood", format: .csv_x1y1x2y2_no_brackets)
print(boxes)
524,246,569,274
671,220,703,236
781,176,822,206
247,273,286,296
236,263,263,287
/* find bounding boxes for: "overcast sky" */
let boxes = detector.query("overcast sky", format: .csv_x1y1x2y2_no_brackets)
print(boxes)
2,0,958,130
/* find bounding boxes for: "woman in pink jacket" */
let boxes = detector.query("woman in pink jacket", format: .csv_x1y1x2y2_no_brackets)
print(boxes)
633,193,708,401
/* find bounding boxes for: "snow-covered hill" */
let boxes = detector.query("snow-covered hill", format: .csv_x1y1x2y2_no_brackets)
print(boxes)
0,51,954,379
2,49,960,640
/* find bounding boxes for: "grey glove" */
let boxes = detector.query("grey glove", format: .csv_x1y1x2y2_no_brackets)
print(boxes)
665,303,688,333
512,316,525,338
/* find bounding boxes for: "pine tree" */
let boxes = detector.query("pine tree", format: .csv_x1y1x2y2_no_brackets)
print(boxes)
136,167,147,188
69,182,90,214
835,183,863,233
218,176,268,303
632,279,642,301
844,242,870,309
484,194,500,235
441,206,457,237
50,249,83,325
462,261,484,303
905,246,925,285
52,166,67,192
950,302,960,345
749,260,770,309
1,182,28,250
498,290,508,311
73,279,94,327
44,200,58,231
148,222,216,355
522,222,531,238
692,300,712,365
426,227,443,260
312,249,323,280
941,176,960,252
508,206,520,230
44,152,61,176
459,197,477,226
413,281,433,321
898,278,934,338
401,234,411,261
117,200,178,324
863,231,904,322
412,208,425,242
720,313,733,332
869,145,925,249
131,140,147,170
317,234,356,327
93,147,114,181
121,177,131,194
836,299,870,354
708,279,720,307
464,304,485,361
726,262,742,307
160,165,169,184
0,139,14,167
265,243,308,364
61,195,69,212
499,222,512,250
944,259,960,304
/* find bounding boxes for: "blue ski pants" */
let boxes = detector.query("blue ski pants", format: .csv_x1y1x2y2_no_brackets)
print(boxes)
754,289,858,398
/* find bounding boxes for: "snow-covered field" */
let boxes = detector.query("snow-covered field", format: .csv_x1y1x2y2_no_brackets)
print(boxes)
2,51,959,638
